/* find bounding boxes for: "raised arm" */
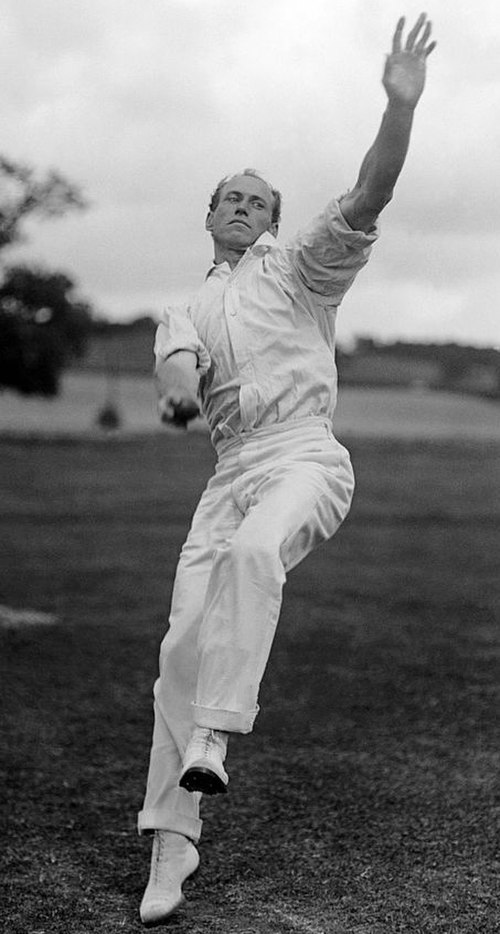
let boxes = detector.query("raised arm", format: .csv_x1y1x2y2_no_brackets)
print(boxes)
341,13,436,233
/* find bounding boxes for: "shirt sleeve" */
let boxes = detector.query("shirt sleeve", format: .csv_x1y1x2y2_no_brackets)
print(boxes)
153,305,211,375
285,196,379,305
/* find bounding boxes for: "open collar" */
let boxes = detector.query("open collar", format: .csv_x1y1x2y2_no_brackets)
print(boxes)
205,231,277,280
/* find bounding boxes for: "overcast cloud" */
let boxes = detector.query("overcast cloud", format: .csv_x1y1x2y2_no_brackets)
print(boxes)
1,0,499,347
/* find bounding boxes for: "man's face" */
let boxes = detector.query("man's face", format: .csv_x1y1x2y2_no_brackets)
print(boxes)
205,175,278,252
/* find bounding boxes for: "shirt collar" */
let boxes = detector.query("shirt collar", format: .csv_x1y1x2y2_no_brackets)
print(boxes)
205,231,277,279
250,230,278,254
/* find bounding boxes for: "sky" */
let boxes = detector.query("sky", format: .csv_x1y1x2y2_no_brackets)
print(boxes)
1,0,499,348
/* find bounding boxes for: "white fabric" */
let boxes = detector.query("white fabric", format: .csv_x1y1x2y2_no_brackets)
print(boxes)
154,197,378,448
138,419,354,839
140,196,377,839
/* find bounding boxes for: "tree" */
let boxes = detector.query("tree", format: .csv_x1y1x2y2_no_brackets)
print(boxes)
0,265,92,396
0,156,86,255
0,155,92,395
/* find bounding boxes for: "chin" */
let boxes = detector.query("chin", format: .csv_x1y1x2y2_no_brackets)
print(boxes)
227,233,254,248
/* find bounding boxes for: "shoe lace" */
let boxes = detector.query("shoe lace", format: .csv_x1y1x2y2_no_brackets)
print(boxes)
152,832,165,884
186,728,228,763
204,729,227,756
152,832,189,885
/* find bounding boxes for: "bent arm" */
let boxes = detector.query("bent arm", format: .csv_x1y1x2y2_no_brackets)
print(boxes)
154,307,210,427
156,350,200,428
341,13,436,233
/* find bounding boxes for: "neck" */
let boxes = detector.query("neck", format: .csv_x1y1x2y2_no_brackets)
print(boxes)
212,243,247,270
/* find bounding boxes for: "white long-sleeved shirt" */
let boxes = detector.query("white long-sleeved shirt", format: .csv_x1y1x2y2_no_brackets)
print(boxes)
154,196,378,448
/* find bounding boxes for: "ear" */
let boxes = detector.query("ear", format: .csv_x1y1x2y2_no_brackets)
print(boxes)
269,222,279,238
205,211,214,232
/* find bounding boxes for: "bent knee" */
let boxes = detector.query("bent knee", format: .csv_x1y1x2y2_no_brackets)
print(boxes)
224,530,283,575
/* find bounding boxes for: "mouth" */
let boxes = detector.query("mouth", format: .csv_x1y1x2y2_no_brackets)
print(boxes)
229,219,250,228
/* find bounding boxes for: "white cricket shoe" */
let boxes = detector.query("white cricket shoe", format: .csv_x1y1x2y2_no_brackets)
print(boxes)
139,830,199,926
179,727,229,795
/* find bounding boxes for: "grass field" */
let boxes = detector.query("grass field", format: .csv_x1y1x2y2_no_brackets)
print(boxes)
1,372,500,441
1,432,499,933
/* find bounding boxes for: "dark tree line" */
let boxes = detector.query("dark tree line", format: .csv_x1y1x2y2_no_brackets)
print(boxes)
0,156,92,396
353,337,500,370
344,336,500,394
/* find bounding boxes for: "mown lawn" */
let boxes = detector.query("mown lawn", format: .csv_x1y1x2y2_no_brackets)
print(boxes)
1,434,499,934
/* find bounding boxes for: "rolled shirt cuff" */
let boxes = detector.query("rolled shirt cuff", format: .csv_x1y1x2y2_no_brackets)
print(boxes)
154,317,211,376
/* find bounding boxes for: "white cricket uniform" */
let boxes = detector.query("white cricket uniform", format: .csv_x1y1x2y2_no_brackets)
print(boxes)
138,197,378,841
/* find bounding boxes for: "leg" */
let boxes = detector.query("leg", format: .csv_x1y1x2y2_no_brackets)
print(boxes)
139,462,243,923
193,427,355,734
138,462,242,838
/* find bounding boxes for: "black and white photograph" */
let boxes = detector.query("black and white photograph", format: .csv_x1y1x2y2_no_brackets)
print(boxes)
1,2,499,932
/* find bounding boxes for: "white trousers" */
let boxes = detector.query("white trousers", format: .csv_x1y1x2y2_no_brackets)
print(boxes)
138,417,354,842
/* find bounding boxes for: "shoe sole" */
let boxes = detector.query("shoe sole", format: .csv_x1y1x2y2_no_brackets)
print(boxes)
179,766,228,795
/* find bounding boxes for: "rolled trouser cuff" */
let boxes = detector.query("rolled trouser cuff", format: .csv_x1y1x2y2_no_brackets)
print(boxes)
137,808,202,844
193,703,259,734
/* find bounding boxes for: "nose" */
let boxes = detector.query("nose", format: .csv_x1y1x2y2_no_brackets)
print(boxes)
235,201,249,215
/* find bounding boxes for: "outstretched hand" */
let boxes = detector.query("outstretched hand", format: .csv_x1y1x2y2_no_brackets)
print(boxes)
383,13,436,109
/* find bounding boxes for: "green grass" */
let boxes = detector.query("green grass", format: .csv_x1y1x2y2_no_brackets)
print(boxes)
1,434,499,933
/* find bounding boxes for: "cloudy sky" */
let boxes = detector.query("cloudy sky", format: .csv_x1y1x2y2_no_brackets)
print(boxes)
1,0,499,347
